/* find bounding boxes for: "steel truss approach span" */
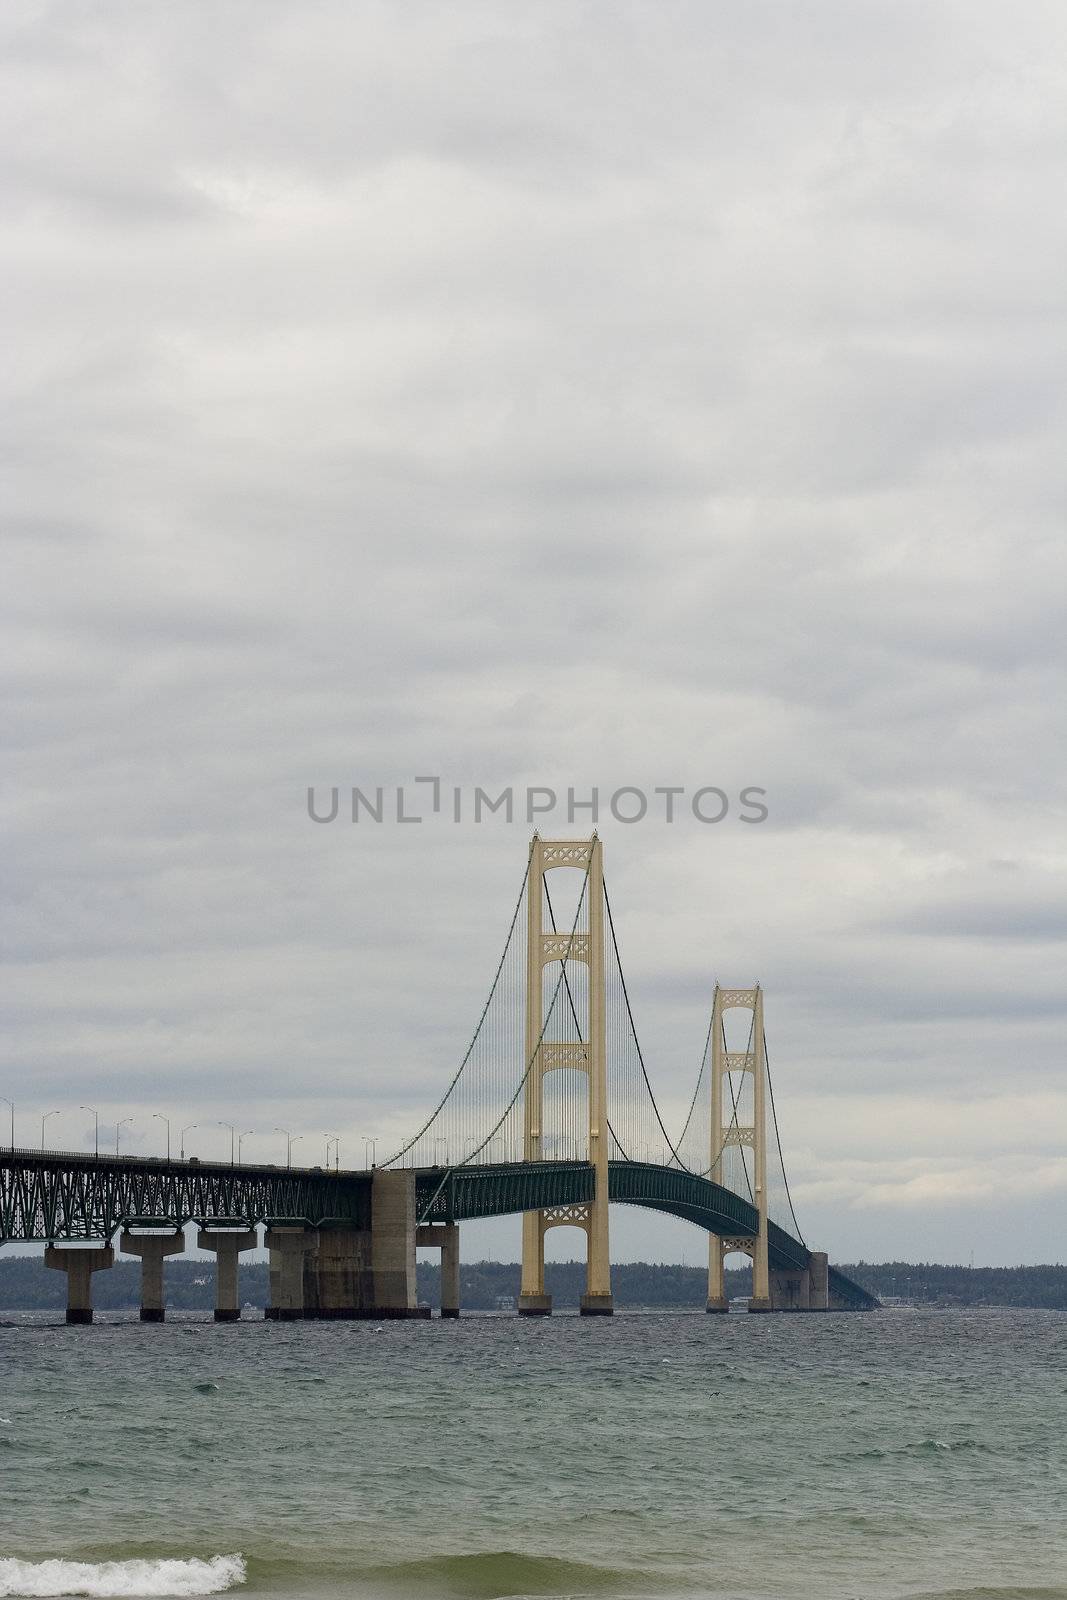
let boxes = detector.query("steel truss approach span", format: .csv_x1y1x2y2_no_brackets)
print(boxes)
0,1149,371,1240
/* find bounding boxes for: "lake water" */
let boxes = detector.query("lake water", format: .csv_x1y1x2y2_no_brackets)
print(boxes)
1,1308,1064,1600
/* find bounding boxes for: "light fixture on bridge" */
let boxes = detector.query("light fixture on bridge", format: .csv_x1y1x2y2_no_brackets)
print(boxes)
80,1105,99,1157
152,1112,171,1161
274,1127,302,1168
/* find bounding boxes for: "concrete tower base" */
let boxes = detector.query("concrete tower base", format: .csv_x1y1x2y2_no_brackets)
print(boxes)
580,1294,614,1315
518,1293,552,1315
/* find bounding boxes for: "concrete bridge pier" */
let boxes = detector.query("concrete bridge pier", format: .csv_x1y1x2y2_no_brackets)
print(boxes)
120,1230,184,1321
768,1251,830,1311
416,1223,460,1318
769,1267,811,1310
197,1228,257,1321
808,1251,829,1311
371,1169,430,1318
280,1172,427,1320
265,1227,318,1319
44,1244,114,1324
312,1225,373,1318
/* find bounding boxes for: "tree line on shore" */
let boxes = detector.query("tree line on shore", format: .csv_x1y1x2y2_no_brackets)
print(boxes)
1,1255,1065,1310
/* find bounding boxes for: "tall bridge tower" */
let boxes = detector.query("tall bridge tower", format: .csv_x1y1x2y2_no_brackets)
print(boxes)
706,984,772,1313
518,835,613,1315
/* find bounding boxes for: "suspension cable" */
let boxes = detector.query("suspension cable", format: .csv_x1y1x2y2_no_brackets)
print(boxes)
603,879,690,1169
764,1027,806,1245
604,879,756,1186
602,874,756,1187
415,852,593,1222
672,1012,713,1156
382,849,532,1167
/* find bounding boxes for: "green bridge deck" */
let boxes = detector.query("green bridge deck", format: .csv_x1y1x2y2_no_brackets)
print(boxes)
415,1160,877,1307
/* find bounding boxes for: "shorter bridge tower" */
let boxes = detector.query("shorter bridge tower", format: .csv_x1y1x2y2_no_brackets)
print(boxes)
706,984,772,1313
519,835,612,1316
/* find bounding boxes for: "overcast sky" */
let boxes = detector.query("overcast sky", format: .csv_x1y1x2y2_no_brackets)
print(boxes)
3,2,1065,1268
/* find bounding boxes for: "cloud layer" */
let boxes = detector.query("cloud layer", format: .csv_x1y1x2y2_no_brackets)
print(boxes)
3,1,1065,1265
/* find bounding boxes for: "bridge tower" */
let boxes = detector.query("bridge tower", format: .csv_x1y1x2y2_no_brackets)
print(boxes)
518,835,613,1316
706,984,772,1313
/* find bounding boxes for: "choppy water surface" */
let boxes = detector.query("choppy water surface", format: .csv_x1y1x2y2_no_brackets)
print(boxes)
1,1309,1064,1600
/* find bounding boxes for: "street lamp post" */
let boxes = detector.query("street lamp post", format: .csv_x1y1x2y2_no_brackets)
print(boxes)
80,1105,99,1157
274,1128,302,1168
238,1130,254,1163
41,1110,60,1151
179,1124,198,1161
219,1121,235,1165
115,1116,134,1156
325,1134,340,1169
152,1113,171,1161
1,1097,13,1150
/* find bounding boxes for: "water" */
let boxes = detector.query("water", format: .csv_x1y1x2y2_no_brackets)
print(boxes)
1,1309,1064,1600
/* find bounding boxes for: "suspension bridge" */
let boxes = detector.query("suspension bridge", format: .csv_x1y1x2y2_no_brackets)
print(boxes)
0,835,878,1321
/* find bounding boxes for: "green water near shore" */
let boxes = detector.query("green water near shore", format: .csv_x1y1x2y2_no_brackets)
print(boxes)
1,1309,1065,1600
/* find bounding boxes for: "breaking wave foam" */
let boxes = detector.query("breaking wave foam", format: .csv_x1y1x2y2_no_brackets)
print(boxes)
0,1557,246,1599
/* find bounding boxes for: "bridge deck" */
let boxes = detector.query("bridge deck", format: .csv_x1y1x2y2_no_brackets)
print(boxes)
0,1148,877,1308
414,1159,810,1272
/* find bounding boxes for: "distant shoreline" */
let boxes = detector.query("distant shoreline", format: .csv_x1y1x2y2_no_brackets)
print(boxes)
2,1256,1065,1311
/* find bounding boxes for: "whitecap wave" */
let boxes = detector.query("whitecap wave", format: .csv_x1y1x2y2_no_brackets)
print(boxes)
0,1556,246,1598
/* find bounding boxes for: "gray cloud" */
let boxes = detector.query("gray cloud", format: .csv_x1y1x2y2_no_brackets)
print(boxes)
2,0,1066,1267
